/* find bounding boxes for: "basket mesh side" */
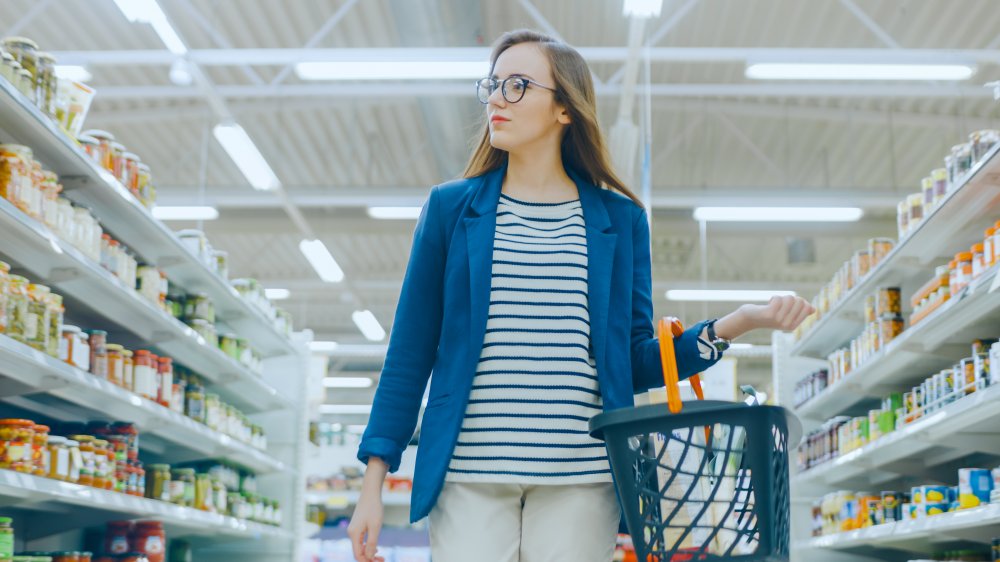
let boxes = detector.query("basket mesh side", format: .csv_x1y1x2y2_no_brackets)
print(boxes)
629,423,761,559
771,423,790,557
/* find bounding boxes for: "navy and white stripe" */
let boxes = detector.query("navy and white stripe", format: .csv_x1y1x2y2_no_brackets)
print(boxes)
446,193,613,484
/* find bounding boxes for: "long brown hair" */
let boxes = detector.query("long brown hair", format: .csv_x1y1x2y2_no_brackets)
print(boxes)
462,29,643,207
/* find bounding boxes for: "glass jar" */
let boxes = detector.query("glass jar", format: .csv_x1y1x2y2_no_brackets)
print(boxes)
87,329,107,379
136,266,160,305
59,325,89,369
0,51,14,83
986,227,996,270
953,252,974,294
970,129,1000,163
55,197,73,240
40,171,61,229
177,230,207,262
125,460,139,496
2,37,38,90
6,275,28,342
212,250,229,280
219,334,239,360
213,479,228,515
31,424,48,476
107,445,120,491
110,421,139,461
27,160,43,220
106,344,124,387
146,464,171,502
92,438,109,490
104,521,132,556
195,473,213,512
71,435,95,487
63,438,80,483
190,319,216,348
121,153,140,195
80,130,115,171
185,383,205,423
47,435,70,481
133,350,156,400
921,176,934,213
77,135,100,165
204,393,221,430
109,142,125,180
136,164,153,207
122,349,134,391
171,468,196,507
0,144,28,207
906,193,923,230
25,284,51,352
46,292,62,358
35,51,56,116
184,293,214,324
132,521,165,562
156,356,172,408
972,243,985,279
0,261,9,335
0,419,33,472
953,143,974,181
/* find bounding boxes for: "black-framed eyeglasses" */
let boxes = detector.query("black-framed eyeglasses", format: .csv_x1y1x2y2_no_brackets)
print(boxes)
476,76,557,104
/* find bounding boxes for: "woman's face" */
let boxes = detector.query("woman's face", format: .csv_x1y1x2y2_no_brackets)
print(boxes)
486,42,571,154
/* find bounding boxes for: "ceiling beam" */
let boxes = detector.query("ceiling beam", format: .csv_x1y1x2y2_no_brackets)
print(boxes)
157,185,906,209
50,47,1000,66
85,82,996,100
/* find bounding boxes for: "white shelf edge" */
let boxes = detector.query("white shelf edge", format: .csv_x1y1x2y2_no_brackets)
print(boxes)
0,333,286,474
0,469,291,540
305,490,411,507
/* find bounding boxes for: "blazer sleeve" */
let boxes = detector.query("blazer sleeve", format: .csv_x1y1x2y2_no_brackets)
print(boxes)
357,185,446,472
629,206,722,393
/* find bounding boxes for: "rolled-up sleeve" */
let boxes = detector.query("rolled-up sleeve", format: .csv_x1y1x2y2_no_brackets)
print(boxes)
357,186,445,472
629,207,723,393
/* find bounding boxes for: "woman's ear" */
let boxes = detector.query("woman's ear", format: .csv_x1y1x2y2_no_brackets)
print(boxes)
556,105,571,125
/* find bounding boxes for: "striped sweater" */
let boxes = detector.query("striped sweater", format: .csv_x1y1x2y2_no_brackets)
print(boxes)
445,192,613,484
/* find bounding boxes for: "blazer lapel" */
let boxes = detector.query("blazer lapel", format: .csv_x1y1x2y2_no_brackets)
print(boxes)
572,171,617,386
464,167,504,369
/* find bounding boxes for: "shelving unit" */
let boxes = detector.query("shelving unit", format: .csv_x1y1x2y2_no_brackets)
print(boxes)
305,490,412,508
0,75,310,561
774,144,1000,561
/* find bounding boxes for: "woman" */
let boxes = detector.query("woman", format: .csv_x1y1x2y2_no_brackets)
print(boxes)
348,29,813,562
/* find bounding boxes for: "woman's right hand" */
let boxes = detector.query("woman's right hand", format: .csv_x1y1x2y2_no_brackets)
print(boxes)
348,458,389,562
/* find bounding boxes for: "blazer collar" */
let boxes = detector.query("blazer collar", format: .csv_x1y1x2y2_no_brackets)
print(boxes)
468,162,612,232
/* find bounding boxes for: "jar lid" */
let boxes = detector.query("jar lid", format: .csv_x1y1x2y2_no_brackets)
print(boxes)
931,168,947,179
987,227,996,236
60,324,82,335
0,418,34,426
92,438,108,447
157,356,172,364
36,51,55,63
76,134,98,145
122,152,140,161
137,163,151,172
68,434,94,442
64,439,78,446
80,129,114,141
957,252,973,261
2,36,39,49
134,349,151,356
0,516,11,524
173,467,196,474
106,343,124,352
110,141,126,150
972,243,984,253
0,52,12,61
149,463,170,470
32,424,49,432
87,329,107,336
46,435,66,445
122,349,133,357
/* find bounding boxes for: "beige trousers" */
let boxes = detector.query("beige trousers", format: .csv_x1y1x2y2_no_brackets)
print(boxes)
428,481,621,562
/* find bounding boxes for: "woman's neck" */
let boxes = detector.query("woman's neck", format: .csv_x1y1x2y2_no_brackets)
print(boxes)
503,146,577,203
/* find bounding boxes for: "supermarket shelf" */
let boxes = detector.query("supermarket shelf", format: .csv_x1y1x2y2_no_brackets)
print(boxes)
796,503,1000,553
0,197,290,414
794,267,1000,421
305,490,411,508
0,469,290,541
792,141,1000,359
0,333,286,474
794,383,1000,489
0,78,297,359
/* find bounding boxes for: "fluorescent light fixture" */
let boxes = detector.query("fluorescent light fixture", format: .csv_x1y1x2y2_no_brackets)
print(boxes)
113,0,188,55
295,61,487,81
213,123,281,191
264,288,291,300
54,65,92,83
367,206,422,220
352,310,386,342
323,377,374,389
151,205,219,221
623,0,663,18
319,404,372,414
309,341,339,353
299,239,345,283
693,207,863,222
746,63,975,81
665,289,796,302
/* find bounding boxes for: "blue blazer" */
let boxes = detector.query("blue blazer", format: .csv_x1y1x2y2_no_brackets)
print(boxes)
357,164,718,524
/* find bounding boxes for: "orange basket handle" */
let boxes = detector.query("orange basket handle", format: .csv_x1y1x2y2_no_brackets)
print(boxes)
658,317,706,414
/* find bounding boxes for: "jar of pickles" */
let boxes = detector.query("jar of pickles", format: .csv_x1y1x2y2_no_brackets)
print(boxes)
106,344,124,387
146,464,170,502
25,284,51,352
0,419,34,472
31,424,48,476
204,393,221,430
46,293,62,358
2,37,38,88
6,275,29,342
35,51,56,116
72,435,96,487
170,468,195,507
195,473,214,512
185,382,205,423
136,163,153,207
79,130,114,171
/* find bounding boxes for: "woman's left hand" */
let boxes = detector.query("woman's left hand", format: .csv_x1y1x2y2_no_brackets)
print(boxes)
740,295,815,332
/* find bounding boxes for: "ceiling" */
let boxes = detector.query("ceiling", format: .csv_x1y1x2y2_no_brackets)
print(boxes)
3,0,1000,418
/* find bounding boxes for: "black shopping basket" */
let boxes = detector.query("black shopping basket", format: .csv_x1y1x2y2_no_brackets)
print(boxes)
590,318,802,561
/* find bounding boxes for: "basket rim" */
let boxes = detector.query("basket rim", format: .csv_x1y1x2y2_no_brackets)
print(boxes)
589,401,802,445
